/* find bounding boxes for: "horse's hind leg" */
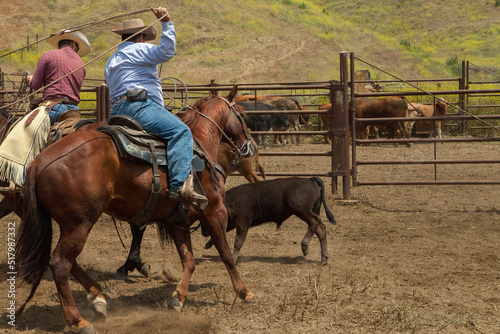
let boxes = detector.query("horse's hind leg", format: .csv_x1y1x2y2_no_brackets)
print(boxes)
50,222,97,333
168,226,196,312
296,211,329,265
71,262,107,319
0,196,17,219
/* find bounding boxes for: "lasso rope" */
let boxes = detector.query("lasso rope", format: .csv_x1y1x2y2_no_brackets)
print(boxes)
161,76,190,113
0,10,169,112
0,8,152,59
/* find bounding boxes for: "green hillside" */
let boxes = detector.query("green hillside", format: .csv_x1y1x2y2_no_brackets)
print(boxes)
1,0,500,84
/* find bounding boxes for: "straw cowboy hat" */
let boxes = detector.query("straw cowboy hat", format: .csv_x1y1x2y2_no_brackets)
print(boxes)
112,19,156,41
47,30,91,57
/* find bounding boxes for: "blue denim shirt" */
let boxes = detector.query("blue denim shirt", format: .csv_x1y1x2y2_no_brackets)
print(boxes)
104,21,176,107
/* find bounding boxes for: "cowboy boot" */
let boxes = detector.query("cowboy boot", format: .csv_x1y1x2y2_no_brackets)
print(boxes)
169,175,208,210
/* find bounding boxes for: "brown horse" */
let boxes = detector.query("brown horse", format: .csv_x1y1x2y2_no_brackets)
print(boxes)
0,108,100,219
117,139,266,278
15,92,255,333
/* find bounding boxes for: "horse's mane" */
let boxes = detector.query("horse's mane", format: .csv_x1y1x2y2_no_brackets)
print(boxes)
232,103,247,118
179,96,247,127
178,105,200,128
178,96,212,127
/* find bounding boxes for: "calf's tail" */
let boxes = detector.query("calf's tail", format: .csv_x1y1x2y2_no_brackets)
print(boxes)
15,159,53,315
311,177,336,224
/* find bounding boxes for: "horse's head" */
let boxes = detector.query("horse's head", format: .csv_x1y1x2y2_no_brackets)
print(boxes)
223,101,254,159
183,90,255,160
222,85,254,159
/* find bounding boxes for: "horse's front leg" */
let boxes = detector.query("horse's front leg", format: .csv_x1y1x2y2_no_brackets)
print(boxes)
203,208,254,302
167,224,195,311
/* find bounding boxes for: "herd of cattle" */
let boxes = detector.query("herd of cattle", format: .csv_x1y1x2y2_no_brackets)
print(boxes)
235,94,448,146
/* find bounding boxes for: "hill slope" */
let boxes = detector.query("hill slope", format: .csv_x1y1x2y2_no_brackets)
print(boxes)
1,0,500,84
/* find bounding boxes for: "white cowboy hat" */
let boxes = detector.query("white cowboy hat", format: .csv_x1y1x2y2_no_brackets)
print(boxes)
112,19,156,41
47,30,91,57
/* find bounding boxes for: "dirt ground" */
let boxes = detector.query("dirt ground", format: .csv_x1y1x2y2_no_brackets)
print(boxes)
1,140,499,333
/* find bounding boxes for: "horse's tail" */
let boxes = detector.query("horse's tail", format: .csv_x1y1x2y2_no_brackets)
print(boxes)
255,153,266,180
157,209,183,246
311,177,336,224
15,158,52,315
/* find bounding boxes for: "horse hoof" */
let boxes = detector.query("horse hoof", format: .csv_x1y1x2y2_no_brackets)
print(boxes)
77,325,96,334
137,263,150,277
89,296,107,319
244,291,255,302
203,239,213,249
301,244,309,256
167,298,183,312
116,265,129,278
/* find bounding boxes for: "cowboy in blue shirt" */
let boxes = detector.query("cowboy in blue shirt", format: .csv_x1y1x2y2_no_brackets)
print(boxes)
105,7,207,208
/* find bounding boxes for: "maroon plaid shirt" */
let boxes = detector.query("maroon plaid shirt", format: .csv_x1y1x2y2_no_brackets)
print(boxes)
29,47,85,102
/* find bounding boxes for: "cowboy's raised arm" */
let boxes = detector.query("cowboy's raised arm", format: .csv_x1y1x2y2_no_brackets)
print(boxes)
142,7,176,64
151,7,171,22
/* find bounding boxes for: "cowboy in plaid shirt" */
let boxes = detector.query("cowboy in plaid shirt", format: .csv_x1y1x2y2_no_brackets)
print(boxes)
27,31,90,124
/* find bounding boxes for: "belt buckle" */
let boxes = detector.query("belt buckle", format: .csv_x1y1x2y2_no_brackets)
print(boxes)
112,96,126,107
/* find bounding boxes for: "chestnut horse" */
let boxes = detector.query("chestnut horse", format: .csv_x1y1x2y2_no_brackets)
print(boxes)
117,140,266,278
15,93,255,333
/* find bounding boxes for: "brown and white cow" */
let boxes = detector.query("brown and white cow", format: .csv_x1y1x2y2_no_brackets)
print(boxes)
408,99,448,138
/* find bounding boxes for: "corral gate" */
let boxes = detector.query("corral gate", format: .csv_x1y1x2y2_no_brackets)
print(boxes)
347,52,500,190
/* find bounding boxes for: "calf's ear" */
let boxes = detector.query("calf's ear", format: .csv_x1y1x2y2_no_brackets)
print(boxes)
227,85,239,102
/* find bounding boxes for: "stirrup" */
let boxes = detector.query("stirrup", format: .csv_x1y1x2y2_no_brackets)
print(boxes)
169,175,208,210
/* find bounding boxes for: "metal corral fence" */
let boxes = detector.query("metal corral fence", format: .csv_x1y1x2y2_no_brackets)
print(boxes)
348,52,500,189
2,51,500,199
0,63,350,197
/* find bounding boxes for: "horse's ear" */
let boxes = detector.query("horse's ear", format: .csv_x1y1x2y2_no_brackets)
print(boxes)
227,85,239,102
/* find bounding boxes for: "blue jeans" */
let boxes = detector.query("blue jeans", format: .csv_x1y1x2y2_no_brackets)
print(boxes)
49,103,80,125
110,98,193,191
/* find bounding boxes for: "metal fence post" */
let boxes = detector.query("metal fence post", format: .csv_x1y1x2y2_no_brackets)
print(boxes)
210,79,218,96
330,51,351,199
97,84,110,122
459,61,467,134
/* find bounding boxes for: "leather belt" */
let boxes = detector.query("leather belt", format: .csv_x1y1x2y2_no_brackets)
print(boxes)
60,98,78,105
44,97,78,108
112,95,127,107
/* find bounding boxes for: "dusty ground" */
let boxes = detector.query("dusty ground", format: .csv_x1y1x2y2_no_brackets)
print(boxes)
0,140,499,333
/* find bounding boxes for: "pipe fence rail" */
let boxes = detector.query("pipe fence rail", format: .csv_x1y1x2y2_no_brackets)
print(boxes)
1,52,499,199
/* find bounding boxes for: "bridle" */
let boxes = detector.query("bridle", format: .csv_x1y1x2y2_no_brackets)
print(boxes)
195,97,254,161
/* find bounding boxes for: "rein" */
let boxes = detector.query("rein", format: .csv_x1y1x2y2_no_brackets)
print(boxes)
194,97,252,160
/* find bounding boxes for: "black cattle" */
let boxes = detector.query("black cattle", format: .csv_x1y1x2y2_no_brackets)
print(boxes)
236,101,289,148
204,177,336,264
